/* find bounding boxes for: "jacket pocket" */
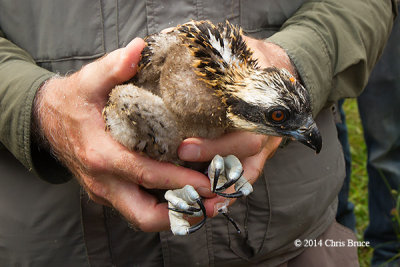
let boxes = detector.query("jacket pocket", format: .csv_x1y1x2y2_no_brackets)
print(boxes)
0,0,104,63
228,172,271,259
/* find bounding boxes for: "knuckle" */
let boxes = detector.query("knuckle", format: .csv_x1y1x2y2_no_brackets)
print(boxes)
246,165,263,182
79,146,108,174
140,169,158,189
120,211,146,231
80,176,109,202
89,181,107,199
108,66,122,85
134,218,148,231
86,177,106,197
86,190,107,205
248,136,263,154
134,214,155,232
109,51,128,82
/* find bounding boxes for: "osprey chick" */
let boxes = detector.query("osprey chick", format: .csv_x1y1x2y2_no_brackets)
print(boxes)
103,20,322,235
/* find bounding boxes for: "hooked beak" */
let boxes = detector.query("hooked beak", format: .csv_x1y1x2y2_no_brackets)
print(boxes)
293,118,322,154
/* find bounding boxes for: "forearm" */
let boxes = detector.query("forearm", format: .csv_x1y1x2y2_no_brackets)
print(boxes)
267,0,397,116
0,35,55,168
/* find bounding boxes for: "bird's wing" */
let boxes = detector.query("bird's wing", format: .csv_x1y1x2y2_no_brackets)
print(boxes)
135,31,183,96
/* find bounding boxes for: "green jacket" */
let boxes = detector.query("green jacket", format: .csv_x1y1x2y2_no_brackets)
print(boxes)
0,0,396,266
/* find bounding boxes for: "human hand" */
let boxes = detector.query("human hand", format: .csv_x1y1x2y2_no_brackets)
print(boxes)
178,132,282,209
33,38,215,231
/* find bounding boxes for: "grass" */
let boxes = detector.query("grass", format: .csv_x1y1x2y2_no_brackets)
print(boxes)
342,99,373,266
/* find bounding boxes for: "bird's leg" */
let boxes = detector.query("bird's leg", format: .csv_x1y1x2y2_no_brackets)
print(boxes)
164,185,207,235
208,155,253,198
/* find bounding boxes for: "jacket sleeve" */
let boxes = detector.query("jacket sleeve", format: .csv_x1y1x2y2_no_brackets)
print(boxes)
0,30,71,183
267,0,397,116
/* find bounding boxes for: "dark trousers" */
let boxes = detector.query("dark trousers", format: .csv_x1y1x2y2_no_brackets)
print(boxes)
336,10,400,267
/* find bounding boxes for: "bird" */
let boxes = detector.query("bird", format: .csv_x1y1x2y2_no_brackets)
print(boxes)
102,20,322,235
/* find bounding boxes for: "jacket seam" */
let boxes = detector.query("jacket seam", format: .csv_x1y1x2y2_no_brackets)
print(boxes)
243,25,281,33
35,53,105,64
98,0,106,53
116,0,120,47
260,171,272,253
304,25,332,112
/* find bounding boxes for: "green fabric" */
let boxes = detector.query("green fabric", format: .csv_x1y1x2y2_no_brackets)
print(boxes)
268,0,396,116
0,35,54,171
0,1,396,265
0,33,72,183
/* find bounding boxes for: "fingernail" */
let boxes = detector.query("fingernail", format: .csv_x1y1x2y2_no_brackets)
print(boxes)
179,144,201,161
213,199,230,216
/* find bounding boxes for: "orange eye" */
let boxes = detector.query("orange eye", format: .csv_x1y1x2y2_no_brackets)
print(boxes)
269,108,288,123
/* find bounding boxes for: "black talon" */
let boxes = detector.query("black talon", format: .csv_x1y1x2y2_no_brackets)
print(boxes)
215,169,244,192
221,212,241,234
167,203,201,215
212,168,221,193
168,207,195,215
187,218,206,234
196,198,207,215
188,206,201,212
187,198,208,234
215,191,244,198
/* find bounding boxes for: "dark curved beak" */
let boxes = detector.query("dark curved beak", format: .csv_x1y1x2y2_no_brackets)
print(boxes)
294,118,322,154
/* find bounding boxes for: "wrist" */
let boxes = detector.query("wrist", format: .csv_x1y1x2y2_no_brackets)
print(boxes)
32,78,51,149
31,76,63,151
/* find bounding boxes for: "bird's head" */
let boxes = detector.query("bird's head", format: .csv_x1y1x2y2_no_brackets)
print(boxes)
223,67,322,153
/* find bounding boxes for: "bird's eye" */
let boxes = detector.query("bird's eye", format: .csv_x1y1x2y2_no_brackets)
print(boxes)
268,108,288,124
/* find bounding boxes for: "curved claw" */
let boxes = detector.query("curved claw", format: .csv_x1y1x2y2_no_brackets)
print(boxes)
187,199,207,234
187,217,206,234
165,186,208,235
214,175,253,198
168,207,195,215
196,198,206,216
209,155,250,199
221,213,241,234
212,168,221,193
215,191,244,198
215,169,244,192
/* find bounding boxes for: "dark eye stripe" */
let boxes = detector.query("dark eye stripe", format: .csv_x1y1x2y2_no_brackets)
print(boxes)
226,97,266,125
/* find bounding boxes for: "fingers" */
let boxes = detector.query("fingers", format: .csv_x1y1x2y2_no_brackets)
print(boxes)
109,148,214,197
178,132,268,162
107,178,171,232
81,172,171,232
77,38,146,100
240,136,282,182
78,129,214,196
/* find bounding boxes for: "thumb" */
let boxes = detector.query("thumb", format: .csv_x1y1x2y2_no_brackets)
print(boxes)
77,38,146,98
